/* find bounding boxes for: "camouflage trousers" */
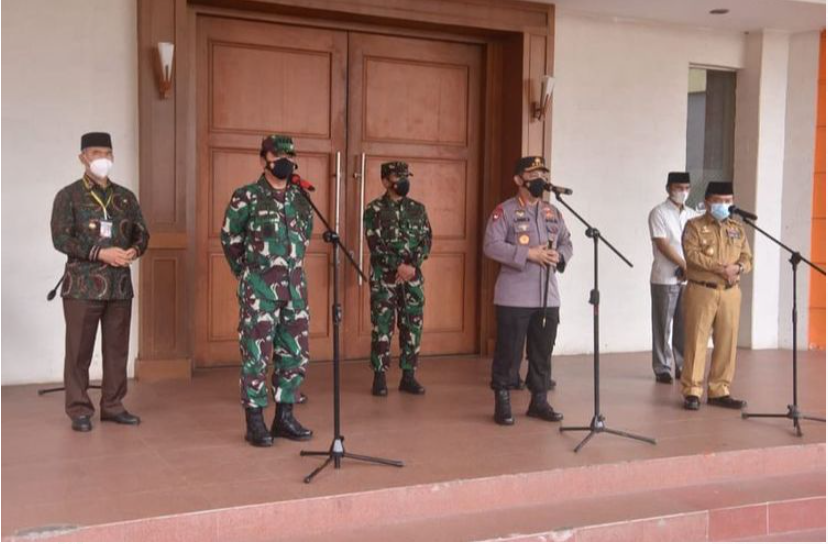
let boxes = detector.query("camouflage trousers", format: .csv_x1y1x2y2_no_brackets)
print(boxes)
238,295,309,408
370,275,425,372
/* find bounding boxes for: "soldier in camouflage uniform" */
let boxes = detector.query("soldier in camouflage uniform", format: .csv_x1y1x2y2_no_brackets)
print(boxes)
220,134,314,447
51,132,150,432
364,161,432,397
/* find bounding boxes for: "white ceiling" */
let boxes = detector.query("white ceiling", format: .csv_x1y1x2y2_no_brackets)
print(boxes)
541,0,826,33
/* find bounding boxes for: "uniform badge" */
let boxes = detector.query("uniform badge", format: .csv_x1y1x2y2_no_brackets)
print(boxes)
544,206,555,220
705,246,715,256
726,228,740,240
491,205,504,222
515,209,526,219
518,233,530,245
517,223,529,232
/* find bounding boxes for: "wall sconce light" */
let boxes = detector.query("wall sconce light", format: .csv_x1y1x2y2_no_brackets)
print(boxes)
157,42,174,98
532,75,555,122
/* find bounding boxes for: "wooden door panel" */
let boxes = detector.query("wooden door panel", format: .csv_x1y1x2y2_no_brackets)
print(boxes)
195,16,346,366
210,44,332,136
344,33,482,360
364,58,469,145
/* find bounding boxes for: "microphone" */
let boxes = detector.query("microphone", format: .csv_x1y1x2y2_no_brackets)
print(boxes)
728,205,757,221
544,183,573,195
289,173,316,192
47,274,65,301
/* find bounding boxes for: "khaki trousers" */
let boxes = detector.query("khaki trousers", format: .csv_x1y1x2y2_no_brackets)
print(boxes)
681,282,741,399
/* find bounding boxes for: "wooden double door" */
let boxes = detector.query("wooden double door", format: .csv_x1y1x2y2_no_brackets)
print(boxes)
194,16,483,366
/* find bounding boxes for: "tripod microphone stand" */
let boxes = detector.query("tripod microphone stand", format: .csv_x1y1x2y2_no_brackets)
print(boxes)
740,217,826,436
555,194,657,453
293,173,403,483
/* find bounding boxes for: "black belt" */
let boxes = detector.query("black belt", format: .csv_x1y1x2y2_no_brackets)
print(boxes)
689,279,735,290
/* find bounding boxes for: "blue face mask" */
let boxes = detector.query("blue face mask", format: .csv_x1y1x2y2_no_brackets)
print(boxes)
709,202,730,221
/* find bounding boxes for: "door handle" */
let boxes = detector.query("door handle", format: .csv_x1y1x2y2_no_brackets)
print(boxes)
356,153,367,286
334,151,342,233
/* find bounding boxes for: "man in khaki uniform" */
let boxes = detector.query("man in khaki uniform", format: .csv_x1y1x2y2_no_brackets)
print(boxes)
681,181,752,411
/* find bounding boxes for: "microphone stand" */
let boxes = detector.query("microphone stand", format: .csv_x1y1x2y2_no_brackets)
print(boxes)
739,217,826,436
555,193,657,453
292,177,403,483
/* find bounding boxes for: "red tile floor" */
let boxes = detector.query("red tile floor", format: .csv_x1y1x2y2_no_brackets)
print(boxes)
2,349,825,540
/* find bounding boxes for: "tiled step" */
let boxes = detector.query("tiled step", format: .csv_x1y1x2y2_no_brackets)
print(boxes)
15,443,825,542
304,471,825,541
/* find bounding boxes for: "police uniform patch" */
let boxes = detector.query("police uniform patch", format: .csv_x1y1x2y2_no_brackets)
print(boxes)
726,228,740,240
515,209,527,219
518,233,530,245
491,205,504,222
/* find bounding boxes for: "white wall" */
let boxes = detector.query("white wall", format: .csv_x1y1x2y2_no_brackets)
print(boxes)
550,10,746,354
734,30,790,349
1,0,139,385
779,31,820,349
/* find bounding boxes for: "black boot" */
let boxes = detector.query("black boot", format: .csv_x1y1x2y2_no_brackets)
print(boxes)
399,370,426,395
526,392,563,422
372,371,388,397
494,390,514,425
244,407,273,447
272,403,313,441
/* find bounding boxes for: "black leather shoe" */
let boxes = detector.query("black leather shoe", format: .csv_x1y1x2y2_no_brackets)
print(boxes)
71,416,92,432
272,403,313,441
655,373,674,384
707,395,746,410
526,392,563,422
296,392,308,405
684,395,701,411
494,390,514,426
372,371,388,397
399,370,425,395
675,368,682,380
244,407,273,447
101,411,141,425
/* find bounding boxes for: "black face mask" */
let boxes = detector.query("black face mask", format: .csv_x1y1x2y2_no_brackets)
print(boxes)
523,177,546,198
267,157,295,180
394,177,411,197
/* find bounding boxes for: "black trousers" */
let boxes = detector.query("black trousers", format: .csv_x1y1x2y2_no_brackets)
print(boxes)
491,305,559,393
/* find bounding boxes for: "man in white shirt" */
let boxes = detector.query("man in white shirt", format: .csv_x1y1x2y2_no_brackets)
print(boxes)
648,172,699,384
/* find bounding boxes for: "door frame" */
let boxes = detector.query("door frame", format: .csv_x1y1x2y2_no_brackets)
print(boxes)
136,0,554,380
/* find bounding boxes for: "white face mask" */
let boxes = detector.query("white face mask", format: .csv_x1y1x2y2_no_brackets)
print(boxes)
670,190,689,205
89,157,113,179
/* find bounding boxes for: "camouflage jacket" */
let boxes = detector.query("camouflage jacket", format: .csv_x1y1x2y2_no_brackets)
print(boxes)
50,177,150,300
364,194,432,282
220,176,314,304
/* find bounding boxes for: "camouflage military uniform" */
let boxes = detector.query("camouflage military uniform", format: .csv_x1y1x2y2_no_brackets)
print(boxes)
364,164,433,373
221,175,313,408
